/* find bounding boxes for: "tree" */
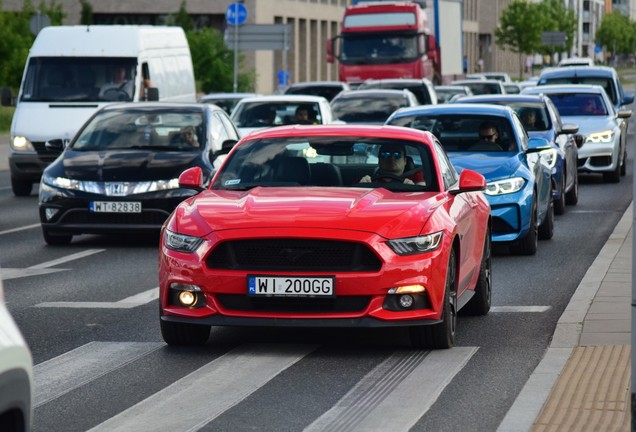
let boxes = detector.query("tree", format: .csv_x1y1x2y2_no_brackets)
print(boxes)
596,11,636,63
186,27,255,93
0,0,66,89
79,0,93,25
495,0,543,78
536,0,577,62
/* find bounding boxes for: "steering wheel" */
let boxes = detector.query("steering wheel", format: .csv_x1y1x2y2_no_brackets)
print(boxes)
103,88,130,101
371,173,405,183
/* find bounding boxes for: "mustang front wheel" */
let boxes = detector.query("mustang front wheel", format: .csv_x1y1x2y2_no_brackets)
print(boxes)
409,248,457,349
160,319,211,346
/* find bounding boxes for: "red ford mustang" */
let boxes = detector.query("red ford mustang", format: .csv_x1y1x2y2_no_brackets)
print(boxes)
159,125,492,349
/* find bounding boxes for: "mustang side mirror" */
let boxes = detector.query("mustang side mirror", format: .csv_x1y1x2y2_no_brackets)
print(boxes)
178,166,205,192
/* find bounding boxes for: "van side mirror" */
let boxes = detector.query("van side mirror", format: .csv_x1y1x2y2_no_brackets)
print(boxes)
146,87,159,101
1,87,12,106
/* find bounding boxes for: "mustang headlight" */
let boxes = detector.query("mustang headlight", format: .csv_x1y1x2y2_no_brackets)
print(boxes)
164,229,203,253
11,136,35,152
484,177,526,196
539,148,558,170
387,232,443,256
586,130,614,143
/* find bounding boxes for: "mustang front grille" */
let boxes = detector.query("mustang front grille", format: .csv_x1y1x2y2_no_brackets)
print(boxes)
206,239,383,271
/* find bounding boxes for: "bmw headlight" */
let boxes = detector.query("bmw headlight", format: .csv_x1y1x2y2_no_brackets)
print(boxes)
586,130,614,143
387,232,443,256
164,229,203,253
11,136,35,152
485,177,526,196
539,148,558,170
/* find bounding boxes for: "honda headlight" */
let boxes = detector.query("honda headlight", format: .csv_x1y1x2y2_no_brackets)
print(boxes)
387,232,443,256
586,130,614,143
485,177,526,196
164,229,203,253
131,179,180,193
11,136,35,152
42,174,82,190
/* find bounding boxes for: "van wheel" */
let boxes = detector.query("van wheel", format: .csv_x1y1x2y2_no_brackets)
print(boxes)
11,177,32,196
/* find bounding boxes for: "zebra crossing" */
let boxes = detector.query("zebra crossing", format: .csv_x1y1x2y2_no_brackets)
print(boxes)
33,340,478,432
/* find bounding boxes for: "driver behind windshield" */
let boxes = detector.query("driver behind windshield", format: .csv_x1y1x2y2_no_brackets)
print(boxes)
359,144,426,185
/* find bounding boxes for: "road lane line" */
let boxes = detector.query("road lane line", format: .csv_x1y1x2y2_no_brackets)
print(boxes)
87,343,317,432
35,287,158,308
491,306,551,313
0,223,40,236
304,347,478,432
29,249,105,269
2,249,106,281
34,341,163,407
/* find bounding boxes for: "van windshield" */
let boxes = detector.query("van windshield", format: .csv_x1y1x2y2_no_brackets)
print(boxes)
20,57,137,102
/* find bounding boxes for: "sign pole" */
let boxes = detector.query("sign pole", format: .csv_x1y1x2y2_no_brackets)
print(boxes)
233,3,238,93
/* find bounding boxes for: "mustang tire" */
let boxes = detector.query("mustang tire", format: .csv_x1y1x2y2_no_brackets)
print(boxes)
160,318,211,346
463,229,491,316
409,248,457,349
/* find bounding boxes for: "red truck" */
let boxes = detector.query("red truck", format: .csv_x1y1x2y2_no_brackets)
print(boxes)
327,0,441,86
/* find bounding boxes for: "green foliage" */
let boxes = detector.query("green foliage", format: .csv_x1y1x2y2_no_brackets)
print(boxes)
0,1,66,90
173,1,193,32
186,27,255,93
596,12,636,55
536,0,577,57
0,105,14,132
79,0,93,25
495,1,543,54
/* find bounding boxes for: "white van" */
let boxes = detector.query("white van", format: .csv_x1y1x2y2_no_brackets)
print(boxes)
5,25,197,196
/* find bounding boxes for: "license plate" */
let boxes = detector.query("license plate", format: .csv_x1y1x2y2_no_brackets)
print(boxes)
247,275,334,297
90,201,142,213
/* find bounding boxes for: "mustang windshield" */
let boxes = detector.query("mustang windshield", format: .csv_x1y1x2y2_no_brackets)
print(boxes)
213,136,435,190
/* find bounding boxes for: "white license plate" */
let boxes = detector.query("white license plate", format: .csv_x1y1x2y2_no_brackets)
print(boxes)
247,275,334,297
90,201,142,213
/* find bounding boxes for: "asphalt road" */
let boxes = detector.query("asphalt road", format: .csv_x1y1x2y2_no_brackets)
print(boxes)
1,72,634,430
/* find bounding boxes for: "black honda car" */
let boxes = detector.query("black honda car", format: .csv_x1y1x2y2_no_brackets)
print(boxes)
38,102,240,245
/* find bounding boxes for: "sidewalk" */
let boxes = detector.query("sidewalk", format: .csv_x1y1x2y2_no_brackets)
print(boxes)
499,203,632,432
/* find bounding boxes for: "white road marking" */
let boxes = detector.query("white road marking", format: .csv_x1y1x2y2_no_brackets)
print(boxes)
2,249,105,281
35,287,158,308
491,306,551,313
87,343,317,432
305,347,478,432
0,223,40,236
34,341,163,407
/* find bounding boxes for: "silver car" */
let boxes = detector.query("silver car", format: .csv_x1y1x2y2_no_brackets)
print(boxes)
523,84,632,183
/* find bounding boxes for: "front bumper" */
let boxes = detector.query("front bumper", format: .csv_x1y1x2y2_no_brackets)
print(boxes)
486,189,533,243
576,140,620,173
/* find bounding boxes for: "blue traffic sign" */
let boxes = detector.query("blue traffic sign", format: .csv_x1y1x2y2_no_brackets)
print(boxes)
226,3,247,26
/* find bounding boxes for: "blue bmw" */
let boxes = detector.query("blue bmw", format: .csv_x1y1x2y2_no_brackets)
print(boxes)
453,94,581,215
387,104,554,255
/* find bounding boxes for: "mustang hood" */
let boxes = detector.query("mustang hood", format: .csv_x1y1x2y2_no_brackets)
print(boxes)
176,187,442,239
448,153,525,181
51,149,201,182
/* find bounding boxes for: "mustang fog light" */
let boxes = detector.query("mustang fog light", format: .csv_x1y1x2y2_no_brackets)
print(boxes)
399,294,414,309
45,208,59,221
169,283,205,308
178,291,197,307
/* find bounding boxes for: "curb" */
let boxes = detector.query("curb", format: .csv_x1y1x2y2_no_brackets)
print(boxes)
497,202,633,432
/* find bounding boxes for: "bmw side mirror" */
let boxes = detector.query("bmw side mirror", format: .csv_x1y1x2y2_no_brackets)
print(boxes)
527,137,550,152
560,123,579,135
146,87,159,101
617,109,632,119
622,93,634,106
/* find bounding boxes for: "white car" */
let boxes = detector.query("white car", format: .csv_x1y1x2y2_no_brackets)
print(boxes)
557,57,594,67
523,84,632,183
0,275,33,432
230,95,337,138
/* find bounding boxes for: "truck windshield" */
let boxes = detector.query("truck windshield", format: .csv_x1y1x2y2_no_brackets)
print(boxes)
20,57,137,103
340,33,418,65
